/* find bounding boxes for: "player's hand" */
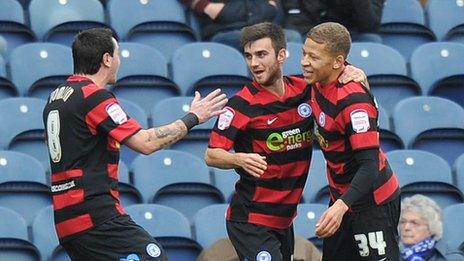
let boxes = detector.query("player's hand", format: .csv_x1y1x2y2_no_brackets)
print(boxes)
338,65,369,89
315,199,349,238
204,3,225,20
189,89,228,124
235,153,267,178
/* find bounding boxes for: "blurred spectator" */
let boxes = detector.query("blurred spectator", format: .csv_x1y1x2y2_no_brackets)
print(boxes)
282,0,384,37
399,194,464,261
183,0,301,49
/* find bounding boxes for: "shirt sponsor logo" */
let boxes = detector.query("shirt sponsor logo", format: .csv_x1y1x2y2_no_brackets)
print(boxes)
51,180,76,193
350,109,370,133
257,250,272,261
266,128,312,152
217,107,235,130
315,127,329,149
106,103,127,125
146,243,161,258
298,103,312,118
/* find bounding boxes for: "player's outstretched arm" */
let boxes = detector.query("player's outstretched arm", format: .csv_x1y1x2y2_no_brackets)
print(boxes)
205,148,267,178
125,89,227,155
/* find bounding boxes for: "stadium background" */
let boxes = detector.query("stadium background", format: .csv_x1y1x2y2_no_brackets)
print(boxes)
0,0,463,260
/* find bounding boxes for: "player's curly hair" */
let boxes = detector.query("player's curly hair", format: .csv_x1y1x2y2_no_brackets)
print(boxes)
240,22,286,56
307,22,351,58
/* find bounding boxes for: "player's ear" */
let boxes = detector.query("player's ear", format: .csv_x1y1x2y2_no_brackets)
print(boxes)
277,48,286,64
102,52,112,68
333,54,345,70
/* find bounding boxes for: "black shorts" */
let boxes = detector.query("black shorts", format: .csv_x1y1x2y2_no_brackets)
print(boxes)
61,215,167,261
226,221,294,261
322,196,401,261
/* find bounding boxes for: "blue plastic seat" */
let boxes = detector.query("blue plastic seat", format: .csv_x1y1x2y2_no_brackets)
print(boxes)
193,204,228,249
410,42,464,107
131,150,223,222
455,154,464,198
211,168,239,202
0,98,50,172
348,42,420,114
32,206,71,261
108,0,196,60
0,207,41,260
126,204,202,260
112,43,180,117
442,203,464,251
117,160,142,207
387,150,463,208
172,42,250,96
393,97,464,165
377,105,404,152
0,55,17,101
427,0,464,43
303,150,330,204
10,43,73,98
379,0,435,59
0,0,36,58
293,203,327,249
29,0,106,44
151,96,215,158
283,42,303,76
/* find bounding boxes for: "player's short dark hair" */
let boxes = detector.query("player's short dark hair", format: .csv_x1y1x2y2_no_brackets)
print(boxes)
307,22,351,58
72,27,117,75
240,22,286,55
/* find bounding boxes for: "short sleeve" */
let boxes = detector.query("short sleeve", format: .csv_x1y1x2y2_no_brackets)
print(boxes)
85,89,141,143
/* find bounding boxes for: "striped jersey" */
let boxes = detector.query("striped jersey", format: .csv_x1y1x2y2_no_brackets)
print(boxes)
42,75,141,242
209,76,314,229
310,80,399,211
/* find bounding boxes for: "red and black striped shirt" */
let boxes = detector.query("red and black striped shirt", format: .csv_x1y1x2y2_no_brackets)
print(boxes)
310,80,399,211
209,76,314,229
43,75,141,242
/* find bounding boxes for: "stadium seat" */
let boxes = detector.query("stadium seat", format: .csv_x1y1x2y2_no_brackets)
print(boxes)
427,0,464,43
10,43,73,98
211,168,239,202
348,42,420,114
283,42,303,76
126,204,202,260
108,0,196,60
0,152,51,226
0,55,18,101
387,150,463,208
378,105,404,152
293,203,327,249
171,42,250,96
303,150,330,204
455,154,464,197
193,204,228,249
410,42,464,107
29,0,106,44
379,0,435,59
393,97,464,165
0,0,36,58
117,160,142,207
31,206,71,261
151,96,215,158
442,203,464,252
0,98,50,172
131,150,224,222
0,207,41,260
111,43,180,117
117,98,147,166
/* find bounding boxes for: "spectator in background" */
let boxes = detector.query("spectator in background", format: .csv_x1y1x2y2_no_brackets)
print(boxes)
399,194,464,261
283,0,384,41
183,0,301,49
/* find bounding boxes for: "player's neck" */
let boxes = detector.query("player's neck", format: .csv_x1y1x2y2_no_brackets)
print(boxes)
76,72,108,89
262,75,285,97
320,65,345,87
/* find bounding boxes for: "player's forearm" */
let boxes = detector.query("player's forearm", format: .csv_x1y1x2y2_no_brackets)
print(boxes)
204,148,238,169
340,148,379,207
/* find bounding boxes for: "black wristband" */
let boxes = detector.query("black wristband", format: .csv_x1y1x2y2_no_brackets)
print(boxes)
180,112,199,131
